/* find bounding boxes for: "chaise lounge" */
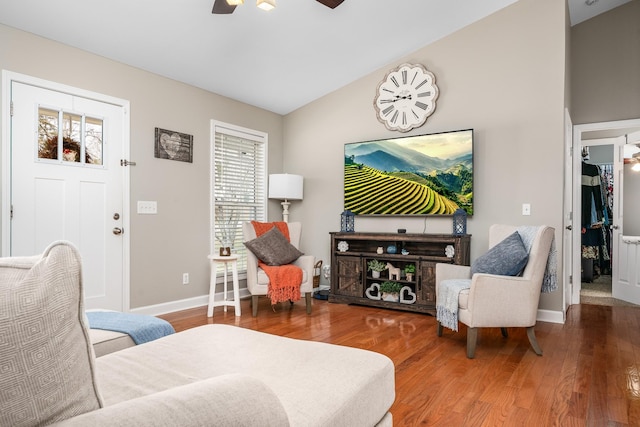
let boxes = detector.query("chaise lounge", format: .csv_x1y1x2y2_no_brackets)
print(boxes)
0,241,395,426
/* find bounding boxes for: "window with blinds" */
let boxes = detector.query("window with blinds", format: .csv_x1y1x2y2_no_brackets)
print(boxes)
211,121,267,275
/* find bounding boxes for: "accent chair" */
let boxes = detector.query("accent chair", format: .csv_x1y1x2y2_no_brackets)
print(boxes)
435,224,555,358
242,221,314,316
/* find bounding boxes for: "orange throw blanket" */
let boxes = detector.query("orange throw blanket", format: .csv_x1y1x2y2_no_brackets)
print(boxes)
251,221,302,305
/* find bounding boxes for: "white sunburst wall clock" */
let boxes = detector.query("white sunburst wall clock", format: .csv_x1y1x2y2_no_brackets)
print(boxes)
373,63,439,132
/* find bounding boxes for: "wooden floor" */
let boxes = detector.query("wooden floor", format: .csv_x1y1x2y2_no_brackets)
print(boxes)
159,298,640,426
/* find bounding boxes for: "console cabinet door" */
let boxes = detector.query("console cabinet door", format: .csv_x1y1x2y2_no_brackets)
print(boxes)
334,256,363,297
418,261,437,304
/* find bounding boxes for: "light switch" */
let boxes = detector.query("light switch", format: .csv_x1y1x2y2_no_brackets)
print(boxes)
137,201,157,214
522,203,531,216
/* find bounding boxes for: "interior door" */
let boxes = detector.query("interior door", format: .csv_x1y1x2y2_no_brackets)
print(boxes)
10,81,127,311
613,132,640,304
563,108,573,316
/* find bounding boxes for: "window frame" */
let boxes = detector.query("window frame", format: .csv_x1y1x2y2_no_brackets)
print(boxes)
210,120,267,278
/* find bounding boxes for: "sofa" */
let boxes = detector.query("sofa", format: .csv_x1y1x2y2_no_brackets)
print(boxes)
0,241,395,426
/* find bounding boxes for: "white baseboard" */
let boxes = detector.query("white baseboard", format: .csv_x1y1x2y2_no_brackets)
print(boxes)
537,308,564,324
130,289,251,317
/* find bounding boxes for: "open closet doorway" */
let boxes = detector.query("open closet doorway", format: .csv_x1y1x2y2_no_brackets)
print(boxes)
572,119,640,307
579,143,615,305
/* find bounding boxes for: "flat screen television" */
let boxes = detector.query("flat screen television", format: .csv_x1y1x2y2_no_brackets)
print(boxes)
344,129,473,216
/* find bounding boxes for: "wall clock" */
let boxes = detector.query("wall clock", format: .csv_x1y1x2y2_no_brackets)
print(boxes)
373,63,439,132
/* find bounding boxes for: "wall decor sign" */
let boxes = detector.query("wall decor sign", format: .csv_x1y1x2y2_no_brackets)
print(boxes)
154,127,193,163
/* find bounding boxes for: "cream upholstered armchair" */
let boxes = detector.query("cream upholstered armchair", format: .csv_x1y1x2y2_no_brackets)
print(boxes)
242,221,314,317
435,224,555,358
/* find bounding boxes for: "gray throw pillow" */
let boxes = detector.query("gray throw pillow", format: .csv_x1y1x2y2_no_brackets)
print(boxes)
0,241,102,426
470,231,529,276
244,226,304,266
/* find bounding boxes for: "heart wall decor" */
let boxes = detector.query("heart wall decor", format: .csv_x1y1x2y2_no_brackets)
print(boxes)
154,127,193,163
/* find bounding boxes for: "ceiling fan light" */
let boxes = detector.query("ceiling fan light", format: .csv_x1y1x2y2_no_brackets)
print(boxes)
227,0,244,5
257,0,275,11
633,162,640,172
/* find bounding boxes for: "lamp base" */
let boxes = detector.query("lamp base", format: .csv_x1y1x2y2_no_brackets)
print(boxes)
281,200,291,223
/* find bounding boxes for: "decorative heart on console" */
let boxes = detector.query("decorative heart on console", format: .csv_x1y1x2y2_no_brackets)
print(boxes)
365,282,381,300
400,286,416,304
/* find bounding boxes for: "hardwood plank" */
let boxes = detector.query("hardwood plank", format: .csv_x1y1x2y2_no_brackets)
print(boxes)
158,300,640,426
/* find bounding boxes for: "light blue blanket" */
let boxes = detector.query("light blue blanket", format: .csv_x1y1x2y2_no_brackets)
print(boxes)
516,226,558,293
436,279,472,332
86,311,175,345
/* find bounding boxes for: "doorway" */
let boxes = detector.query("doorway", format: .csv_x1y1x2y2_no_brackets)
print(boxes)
2,71,131,311
578,143,615,306
571,118,640,307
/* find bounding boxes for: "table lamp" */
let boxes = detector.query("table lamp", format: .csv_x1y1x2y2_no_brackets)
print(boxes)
268,174,303,222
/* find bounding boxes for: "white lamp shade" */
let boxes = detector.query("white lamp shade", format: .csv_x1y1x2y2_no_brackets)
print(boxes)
269,174,303,200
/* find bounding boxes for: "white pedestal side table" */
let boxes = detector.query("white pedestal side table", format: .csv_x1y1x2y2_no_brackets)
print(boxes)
207,255,241,317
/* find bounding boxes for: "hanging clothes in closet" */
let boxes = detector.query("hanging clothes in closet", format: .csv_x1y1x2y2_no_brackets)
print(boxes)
599,164,613,273
581,158,611,281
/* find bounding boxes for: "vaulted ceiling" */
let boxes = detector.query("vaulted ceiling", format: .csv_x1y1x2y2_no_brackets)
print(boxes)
0,0,628,114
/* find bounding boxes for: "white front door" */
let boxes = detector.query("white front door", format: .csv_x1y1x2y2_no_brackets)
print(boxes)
9,79,128,311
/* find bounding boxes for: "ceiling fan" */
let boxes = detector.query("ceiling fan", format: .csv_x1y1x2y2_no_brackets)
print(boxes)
212,0,344,14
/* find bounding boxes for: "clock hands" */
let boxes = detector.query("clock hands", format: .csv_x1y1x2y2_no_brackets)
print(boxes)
379,94,412,104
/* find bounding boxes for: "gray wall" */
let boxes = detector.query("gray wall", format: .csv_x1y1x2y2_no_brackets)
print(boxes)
571,2,640,239
0,24,284,308
283,0,567,312
571,1,640,124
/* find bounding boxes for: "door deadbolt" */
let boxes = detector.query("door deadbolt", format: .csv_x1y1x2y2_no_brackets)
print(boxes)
113,213,120,220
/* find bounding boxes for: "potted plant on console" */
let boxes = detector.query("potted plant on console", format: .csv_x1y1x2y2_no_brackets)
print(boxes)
404,264,416,281
367,259,387,279
380,281,402,302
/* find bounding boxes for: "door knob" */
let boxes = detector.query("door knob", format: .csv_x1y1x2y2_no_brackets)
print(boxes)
566,225,572,230
113,227,123,235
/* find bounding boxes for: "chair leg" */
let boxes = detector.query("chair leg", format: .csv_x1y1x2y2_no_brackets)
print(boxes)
305,292,312,314
527,326,543,356
501,327,508,338
437,322,443,337
466,327,478,359
251,295,259,317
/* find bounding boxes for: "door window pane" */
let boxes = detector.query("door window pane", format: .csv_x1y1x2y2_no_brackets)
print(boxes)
62,112,81,163
85,116,103,165
38,107,59,160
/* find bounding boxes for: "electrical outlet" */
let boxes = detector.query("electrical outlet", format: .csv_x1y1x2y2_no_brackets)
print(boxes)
182,273,189,285
522,203,531,216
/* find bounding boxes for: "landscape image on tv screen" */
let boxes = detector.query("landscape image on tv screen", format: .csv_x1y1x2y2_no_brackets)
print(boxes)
344,129,473,216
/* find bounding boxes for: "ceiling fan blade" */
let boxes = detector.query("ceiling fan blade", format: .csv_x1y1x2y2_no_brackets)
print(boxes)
212,0,237,14
316,0,345,9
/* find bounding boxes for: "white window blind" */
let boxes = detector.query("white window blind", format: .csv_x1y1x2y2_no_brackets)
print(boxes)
211,121,267,274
